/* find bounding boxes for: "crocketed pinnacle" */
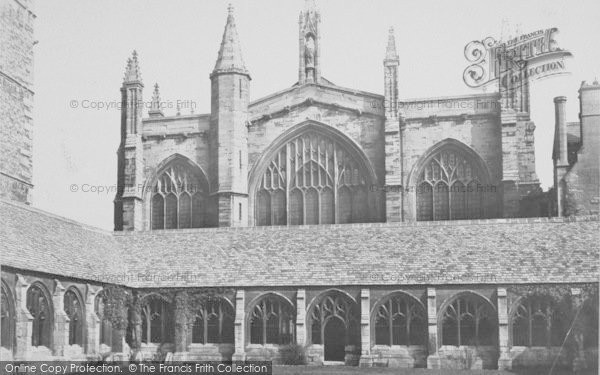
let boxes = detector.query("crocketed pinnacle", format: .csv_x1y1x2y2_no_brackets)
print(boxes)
123,50,142,83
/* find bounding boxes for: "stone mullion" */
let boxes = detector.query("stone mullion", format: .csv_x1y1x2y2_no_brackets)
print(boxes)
286,143,291,225
388,302,393,345
333,143,338,223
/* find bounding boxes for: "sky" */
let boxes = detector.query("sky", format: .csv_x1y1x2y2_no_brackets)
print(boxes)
32,0,600,230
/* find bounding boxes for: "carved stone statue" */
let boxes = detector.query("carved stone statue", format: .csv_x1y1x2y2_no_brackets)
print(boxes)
305,36,315,68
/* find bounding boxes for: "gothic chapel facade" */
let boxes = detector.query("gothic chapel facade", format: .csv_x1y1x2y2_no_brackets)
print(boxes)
114,1,540,231
1,0,598,371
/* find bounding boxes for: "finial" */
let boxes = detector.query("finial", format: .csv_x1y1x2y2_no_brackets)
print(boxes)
385,26,399,61
176,102,181,116
148,83,164,118
228,3,234,15
123,50,142,84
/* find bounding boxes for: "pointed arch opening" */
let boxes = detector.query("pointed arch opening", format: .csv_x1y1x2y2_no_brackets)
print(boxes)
250,122,378,226
247,293,295,346
64,288,85,347
307,290,360,353
26,283,53,348
411,139,494,221
439,291,497,347
148,155,209,230
1,281,15,354
372,291,427,347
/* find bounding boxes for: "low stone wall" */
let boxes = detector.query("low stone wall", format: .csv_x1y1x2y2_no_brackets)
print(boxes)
438,345,498,369
371,345,427,368
245,345,282,363
509,346,570,369
187,344,234,361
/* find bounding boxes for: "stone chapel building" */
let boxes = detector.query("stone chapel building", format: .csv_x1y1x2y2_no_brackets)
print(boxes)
1,0,598,371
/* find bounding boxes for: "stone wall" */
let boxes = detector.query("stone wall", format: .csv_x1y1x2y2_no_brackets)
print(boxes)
0,0,35,204
398,94,504,221
562,83,600,215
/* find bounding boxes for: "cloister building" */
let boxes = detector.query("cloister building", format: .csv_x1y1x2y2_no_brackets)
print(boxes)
0,0,598,371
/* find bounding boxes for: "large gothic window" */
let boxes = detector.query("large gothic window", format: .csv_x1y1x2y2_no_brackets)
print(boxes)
249,295,295,345
308,292,360,346
95,293,112,347
26,284,53,348
255,130,372,226
416,147,487,221
1,284,15,352
151,160,208,230
374,293,427,346
64,289,84,346
511,295,566,347
192,298,235,344
441,294,496,346
141,298,174,344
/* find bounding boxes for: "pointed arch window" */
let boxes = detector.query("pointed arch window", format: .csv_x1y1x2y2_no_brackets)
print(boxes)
255,130,373,226
151,161,209,230
26,284,52,348
441,294,496,346
374,293,426,346
417,147,488,221
64,289,84,346
511,295,566,347
308,292,360,346
192,298,234,344
249,295,295,345
1,284,15,352
141,298,173,344
95,293,112,347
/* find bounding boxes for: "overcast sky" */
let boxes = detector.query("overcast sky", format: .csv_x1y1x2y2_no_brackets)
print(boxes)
32,0,600,230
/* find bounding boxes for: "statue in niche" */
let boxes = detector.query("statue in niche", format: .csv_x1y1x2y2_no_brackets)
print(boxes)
305,35,315,68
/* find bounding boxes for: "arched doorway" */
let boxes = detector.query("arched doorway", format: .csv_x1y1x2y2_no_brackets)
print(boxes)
324,317,346,362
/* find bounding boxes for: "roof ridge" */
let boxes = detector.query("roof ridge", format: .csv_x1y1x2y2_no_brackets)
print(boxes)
112,215,600,236
0,198,114,236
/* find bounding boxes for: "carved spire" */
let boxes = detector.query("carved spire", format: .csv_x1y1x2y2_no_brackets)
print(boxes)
123,50,142,84
148,83,164,118
213,4,248,75
385,27,399,62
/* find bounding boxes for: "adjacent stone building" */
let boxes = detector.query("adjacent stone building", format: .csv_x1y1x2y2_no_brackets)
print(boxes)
1,0,599,372
553,81,600,217
0,0,35,204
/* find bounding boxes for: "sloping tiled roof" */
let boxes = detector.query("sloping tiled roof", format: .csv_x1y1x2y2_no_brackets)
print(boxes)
115,216,599,288
1,199,598,288
0,200,126,283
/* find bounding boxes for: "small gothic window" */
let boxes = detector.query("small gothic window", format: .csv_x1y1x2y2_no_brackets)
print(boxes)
95,293,112,346
511,295,566,347
441,294,496,346
308,292,360,346
417,146,488,221
255,130,373,226
151,161,208,230
26,284,52,347
249,295,294,345
374,293,427,346
141,298,173,344
1,285,15,351
64,289,84,346
191,298,234,344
